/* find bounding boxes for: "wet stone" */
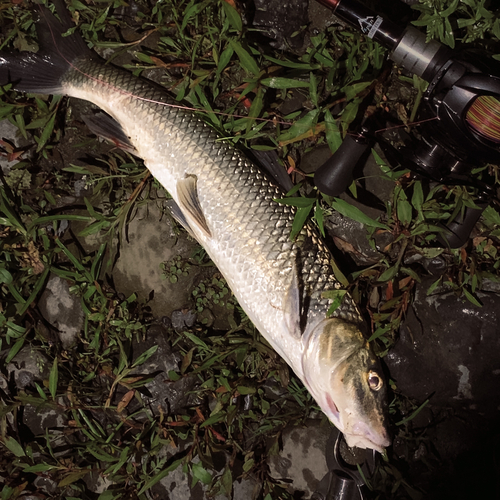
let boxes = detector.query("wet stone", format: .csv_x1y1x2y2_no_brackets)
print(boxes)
0,119,32,175
38,274,84,349
171,309,197,331
119,323,202,417
33,476,58,495
385,277,500,494
246,0,309,52
84,471,116,495
386,277,500,414
4,345,50,390
110,202,203,318
267,421,330,498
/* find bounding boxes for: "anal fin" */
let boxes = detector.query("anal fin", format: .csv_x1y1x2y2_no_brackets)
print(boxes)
284,263,302,339
176,175,211,239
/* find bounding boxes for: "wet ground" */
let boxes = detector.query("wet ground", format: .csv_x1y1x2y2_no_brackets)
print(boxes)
1,0,500,499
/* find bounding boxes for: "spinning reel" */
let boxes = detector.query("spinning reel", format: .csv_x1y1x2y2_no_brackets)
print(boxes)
314,0,500,248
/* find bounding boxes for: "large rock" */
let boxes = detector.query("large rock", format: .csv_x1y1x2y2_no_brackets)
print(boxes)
386,278,500,414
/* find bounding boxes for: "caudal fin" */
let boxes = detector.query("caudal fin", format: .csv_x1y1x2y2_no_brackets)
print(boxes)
0,0,92,94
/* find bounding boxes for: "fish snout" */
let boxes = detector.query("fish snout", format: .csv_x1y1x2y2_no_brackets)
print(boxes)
345,420,391,452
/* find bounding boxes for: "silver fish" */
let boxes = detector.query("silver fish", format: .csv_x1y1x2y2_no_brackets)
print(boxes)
0,2,390,451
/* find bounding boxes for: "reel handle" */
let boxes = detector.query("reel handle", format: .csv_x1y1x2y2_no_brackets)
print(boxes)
314,131,370,197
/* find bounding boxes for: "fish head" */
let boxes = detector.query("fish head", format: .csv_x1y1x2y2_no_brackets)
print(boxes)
301,317,390,452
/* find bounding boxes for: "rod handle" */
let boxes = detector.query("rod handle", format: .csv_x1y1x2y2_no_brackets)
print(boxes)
438,201,490,248
314,133,370,197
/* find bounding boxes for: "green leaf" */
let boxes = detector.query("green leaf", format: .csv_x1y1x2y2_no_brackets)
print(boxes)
2,437,26,457
322,289,347,316
221,0,242,31
200,411,226,428
5,337,25,364
216,45,234,78
237,385,255,395
278,109,320,142
36,112,56,153
138,459,183,495
343,81,372,101
23,463,57,473
426,277,442,296
329,198,389,229
0,268,13,285
462,288,482,307
314,200,325,237
291,204,313,240
378,265,398,282
131,345,159,369
396,398,430,426
397,198,412,226
191,462,212,485
49,357,58,400
324,109,342,153
229,40,260,75
18,265,50,315
58,470,89,487
263,54,320,70
220,467,233,496
260,77,309,89
274,196,316,208
411,181,424,212
339,98,361,133
30,214,93,228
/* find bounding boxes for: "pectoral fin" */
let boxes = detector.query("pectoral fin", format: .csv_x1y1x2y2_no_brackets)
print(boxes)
284,264,302,339
176,176,212,239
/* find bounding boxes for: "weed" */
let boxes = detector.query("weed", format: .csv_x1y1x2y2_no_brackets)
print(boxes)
1,0,500,499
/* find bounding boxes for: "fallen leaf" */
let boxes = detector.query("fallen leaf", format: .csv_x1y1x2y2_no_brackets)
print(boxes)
117,389,135,413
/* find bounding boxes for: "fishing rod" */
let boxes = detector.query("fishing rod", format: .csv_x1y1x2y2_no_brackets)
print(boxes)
313,0,500,248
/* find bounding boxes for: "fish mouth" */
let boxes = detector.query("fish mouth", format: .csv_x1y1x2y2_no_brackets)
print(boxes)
344,423,391,453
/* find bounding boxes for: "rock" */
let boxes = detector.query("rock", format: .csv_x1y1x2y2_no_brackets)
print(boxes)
110,201,204,318
386,278,500,414
171,309,197,331
385,277,500,496
120,323,202,417
84,471,116,495
4,345,50,390
38,275,83,349
246,0,309,53
0,119,31,175
267,421,331,498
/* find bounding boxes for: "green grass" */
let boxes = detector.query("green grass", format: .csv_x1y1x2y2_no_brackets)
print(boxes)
1,0,500,498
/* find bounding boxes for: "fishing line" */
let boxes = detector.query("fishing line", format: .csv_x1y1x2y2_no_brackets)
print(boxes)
36,2,293,126
33,2,431,140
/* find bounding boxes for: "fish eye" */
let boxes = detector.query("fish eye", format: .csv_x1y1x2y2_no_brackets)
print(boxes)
367,370,383,391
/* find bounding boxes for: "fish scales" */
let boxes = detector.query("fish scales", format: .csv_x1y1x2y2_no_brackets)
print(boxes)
65,58,363,369
0,2,390,451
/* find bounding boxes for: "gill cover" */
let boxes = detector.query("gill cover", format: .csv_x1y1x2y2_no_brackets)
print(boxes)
301,318,390,452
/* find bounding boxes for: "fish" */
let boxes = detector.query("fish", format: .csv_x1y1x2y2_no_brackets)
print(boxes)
0,1,390,452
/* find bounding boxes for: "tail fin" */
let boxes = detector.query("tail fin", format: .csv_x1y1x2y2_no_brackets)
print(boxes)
0,0,92,94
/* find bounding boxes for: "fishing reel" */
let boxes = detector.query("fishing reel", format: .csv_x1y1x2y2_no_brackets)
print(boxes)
313,0,500,248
